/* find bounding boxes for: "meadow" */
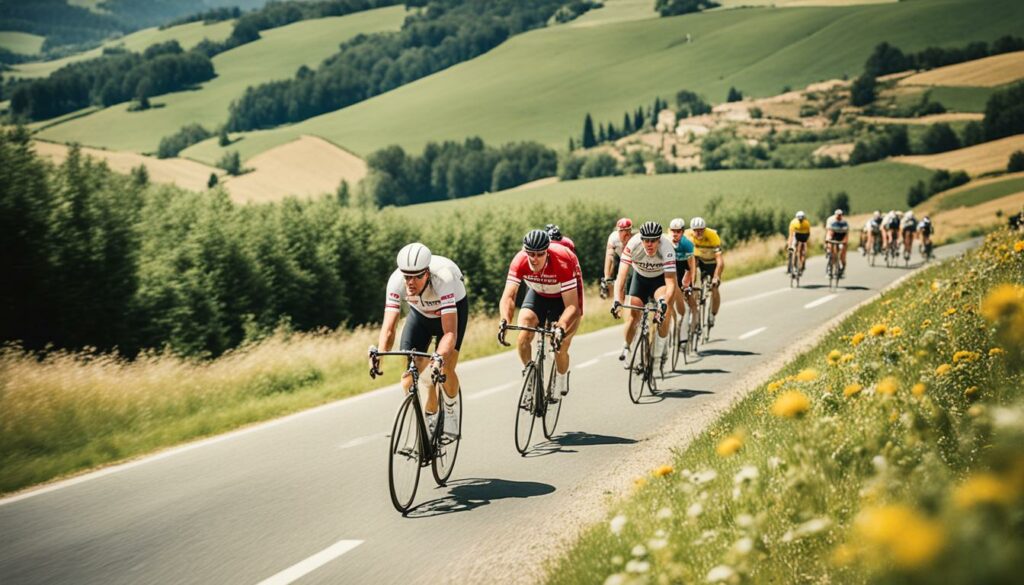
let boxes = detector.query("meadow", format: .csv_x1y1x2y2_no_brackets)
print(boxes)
547,228,1024,585
896,134,1024,177
926,86,999,113
0,31,45,55
932,174,1024,211
35,6,406,154
180,0,1024,164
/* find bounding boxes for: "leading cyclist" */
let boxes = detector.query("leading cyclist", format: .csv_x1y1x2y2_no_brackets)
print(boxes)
788,211,810,274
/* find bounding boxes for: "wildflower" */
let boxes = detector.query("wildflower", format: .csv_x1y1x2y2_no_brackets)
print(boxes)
653,464,674,477
610,514,627,535
953,473,1017,508
877,376,899,395
831,544,857,567
869,324,887,336
648,536,668,551
634,477,647,489
964,386,979,399
734,465,760,485
706,565,736,583
853,505,946,569
952,350,980,363
841,352,854,363
827,349,842,364
1015,240,1024,252
843,383,863,397
733,537,754,555
716,435,743,457
735,514,754,528
921,318,932,328
604,574,626,585
935,363,952,376
945,307,957,316
930,280,941,292
851,332,865,347
989,347,1005,356
782,517,832,542
656,507,672,520
912,382,926,397
631,544,647,557
767,380,784,393
795,368,818,382
687,502,704,518
625,559,650,574
980,284,1024,322
772,391,810,417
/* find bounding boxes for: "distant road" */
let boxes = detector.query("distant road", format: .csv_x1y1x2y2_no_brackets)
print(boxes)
0,239,977,585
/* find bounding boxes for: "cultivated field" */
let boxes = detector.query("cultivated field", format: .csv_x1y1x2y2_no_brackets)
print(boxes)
0,31,45,55
858,113,983,125
223,136,367,204
895,134,1024,177
402,162,933,224
36,6,406,154
178,0,1024,164
32,141,223,192
929,191,1024,240
925,173,1024,212
926,85,998,113
7,20,235,79
900,50,1024,87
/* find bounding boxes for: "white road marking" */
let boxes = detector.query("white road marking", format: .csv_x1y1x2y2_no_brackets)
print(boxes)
576,358,600,369
338,434,386,450
738,327,767,340
468,381,516,401
722,287,789,308
602,349,621,357
804,294,838,309
256,539,363,585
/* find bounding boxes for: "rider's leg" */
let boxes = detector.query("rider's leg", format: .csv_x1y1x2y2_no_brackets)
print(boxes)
516,308,540,367
654,285,671,357
554,311,580,375
441,350,461,400
624,295,642,346
840,240,848,269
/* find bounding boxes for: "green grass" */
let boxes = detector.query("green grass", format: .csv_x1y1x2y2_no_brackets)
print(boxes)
35,6,406,154
7,20,235,80
547,228,1024,584
399,162,933,224
936,176,1024,210
0,31,45,55
928,85,997,113
180,0,1024,164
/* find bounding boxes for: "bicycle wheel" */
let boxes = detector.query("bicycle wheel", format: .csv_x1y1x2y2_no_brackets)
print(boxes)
431,386,462,486
670,312,681,371
628,333,648,403
542,359,562,440
648,330,660,395
388,392,422,514
514,363,537,455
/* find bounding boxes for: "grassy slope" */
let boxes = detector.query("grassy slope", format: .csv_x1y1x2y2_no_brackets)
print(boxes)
399,162,933,224
935,176,1024,210
8,20,235,80
36,6,407,154
0,31,45,55
181,0,1023,165
928,85,999,113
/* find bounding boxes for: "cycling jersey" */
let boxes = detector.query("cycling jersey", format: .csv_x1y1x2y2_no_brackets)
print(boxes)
673,236,695,261
385,255,467,319
684,227,723,262
865,218,882,233
507,242,582,299
901,218,918,231
552,235,576,254
789,219,811,235
621,234,676,277
606,230,626,257
883,213,899,230
826,216,849,238
918,220,933,235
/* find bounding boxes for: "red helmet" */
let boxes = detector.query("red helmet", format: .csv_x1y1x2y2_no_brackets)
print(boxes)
616,217,633,229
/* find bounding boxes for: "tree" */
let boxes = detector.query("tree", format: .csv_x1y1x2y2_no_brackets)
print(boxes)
727,87,743,102
623,112,633,134
983,82,1024,141
850,74,876,106
920,123,961,154
656,0,721,17
218,151,242,176
336,179,350,205
819,191,851,221
1009,150,1024,173
598,123,607,144
864,42,912,77
633,108,643,131
582,113,596,148
208,173,219,188
962,121,984,147
218,127,230,147
131,164,149,187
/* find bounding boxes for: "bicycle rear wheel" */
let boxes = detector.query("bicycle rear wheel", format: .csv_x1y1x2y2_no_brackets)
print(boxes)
628,333,648,403
514,363,537,455
542,360,562,439
431,386,462,486
388,392,422,514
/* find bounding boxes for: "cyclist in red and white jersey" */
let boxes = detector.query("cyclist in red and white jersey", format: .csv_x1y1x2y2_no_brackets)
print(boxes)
369,243,467,437
601,217,633,297
499,229,583,398
612,221,677,364
546,223,575,254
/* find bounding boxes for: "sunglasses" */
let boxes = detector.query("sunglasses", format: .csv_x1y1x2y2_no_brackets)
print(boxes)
525,250,547,258
402,271,427,281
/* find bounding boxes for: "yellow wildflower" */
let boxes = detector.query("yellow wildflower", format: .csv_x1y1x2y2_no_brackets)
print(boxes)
964,386,979,399
981,284,1024,323
767,380,784,393
831,544,857,567
716,435,743,457
930,280,941,292
653,464,674,477
772,391,811,418
634,477,648,489
952,350,980,363
827,349,842,365
921,319,932,329
945,307,957,316
953,473,1018,508
851,332,865,347
936,364,952,376
869,324,887,336
912,383,926,397
877,376,899,395
843,383,863,397
989,347,1005,357
853,505,946,569
889,326,903,337
1015,240,1024,253
795,368,819,382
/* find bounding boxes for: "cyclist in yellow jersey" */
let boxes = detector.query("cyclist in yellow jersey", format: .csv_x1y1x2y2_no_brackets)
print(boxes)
684,217,724,326
787,211,811,274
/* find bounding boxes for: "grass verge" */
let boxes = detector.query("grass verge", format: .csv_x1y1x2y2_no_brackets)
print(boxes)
545,228,1024,584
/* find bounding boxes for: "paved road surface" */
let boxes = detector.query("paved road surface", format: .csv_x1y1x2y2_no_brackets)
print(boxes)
0,240,976,584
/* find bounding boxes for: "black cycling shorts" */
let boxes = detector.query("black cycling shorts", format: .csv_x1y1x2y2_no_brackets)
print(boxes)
902,226,916,234
674,260,691,287
696,259,717,281
793,232,810,243
521,289,566,327
400,297,469,352
628,272,665,303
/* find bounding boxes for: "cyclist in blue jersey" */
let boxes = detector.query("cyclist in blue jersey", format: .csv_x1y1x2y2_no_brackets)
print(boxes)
668,218,698,343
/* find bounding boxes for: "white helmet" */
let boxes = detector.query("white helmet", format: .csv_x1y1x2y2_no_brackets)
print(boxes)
905,210,914,219
669,217,685,230
397,242,431,274
795,211,806,220
690,216,706,230
834,208,844,216
873,210,881,219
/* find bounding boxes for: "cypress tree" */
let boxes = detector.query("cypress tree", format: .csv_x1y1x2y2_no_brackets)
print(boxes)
598,123,607,144
623,112,632,133
582,113,596,148
633,108,643,130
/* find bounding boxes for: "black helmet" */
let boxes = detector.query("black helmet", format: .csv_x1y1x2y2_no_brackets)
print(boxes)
639,221,662,240
545,223,562,241
523,229,550,252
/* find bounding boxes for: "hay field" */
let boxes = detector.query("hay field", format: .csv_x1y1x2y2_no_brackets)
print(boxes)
894,134,1024,177
32,141,223,192
0,31,45,55
925,173,1024,212
858,113,983,125
900,50,1024,87
223,136,367,204
36,6,406,154
929,190,1024,240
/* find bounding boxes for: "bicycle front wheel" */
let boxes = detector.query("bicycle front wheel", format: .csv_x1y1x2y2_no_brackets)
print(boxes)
542,361,562,440
628,333,648,403
388,392,422,514
514,363,537,455
431,386,462,486
670,312,681,371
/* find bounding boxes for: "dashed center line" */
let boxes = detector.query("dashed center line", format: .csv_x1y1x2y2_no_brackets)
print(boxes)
256,539,363,585
804,294,838,309
576,358,599,369
338,434,385,450
738,327,767,340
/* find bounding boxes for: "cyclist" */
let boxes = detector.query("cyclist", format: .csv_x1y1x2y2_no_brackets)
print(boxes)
370,243,467,438
612,221,677,364
602,218,634,298
863,211,882,257
499,230,583,399
825,208,850,278
917,214,933,256
788,211,811,274
882,209,900,253
901,210,918,258
546,223,575,254
668,217,698,346
685,217,724,327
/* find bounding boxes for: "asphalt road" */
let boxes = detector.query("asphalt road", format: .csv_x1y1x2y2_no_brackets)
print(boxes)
0,239,976,585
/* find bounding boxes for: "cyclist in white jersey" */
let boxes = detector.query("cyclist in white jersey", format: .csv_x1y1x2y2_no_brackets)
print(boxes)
601,217,633,298
611,221,677,363
370,243,467,437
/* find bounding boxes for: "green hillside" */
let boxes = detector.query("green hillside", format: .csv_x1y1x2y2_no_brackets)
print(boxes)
0,31,45,55
399,162,932,224
927,85,999,113
935,176,1024,211
179,0,1023,166
35,6,406,154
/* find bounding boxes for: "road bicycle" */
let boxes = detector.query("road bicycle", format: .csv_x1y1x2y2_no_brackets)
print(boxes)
825,240,844,290
614,299,665,403
694,268,716,349
920,236,934,262
668,301,692,371
867,233,881,267
786,245,803,288
499,323,564,455
884,231,898,267
370,349,462,515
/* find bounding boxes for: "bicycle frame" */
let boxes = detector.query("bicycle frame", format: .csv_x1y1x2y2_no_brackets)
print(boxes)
372,350,445,464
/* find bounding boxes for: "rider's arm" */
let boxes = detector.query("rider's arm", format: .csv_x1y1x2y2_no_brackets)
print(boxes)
604,244,616,280
614,259,629,303
436,311,458,358
499,281,519,324
558,287,581,331
378,310,399,352
684,257,696,288
662,269,677,302
714,251,724,281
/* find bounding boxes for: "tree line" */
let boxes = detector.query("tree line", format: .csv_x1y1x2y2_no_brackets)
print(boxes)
655,0,719,17
225,0,597,132
1,126,615,358
575,97,669,149
364,137,558,206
